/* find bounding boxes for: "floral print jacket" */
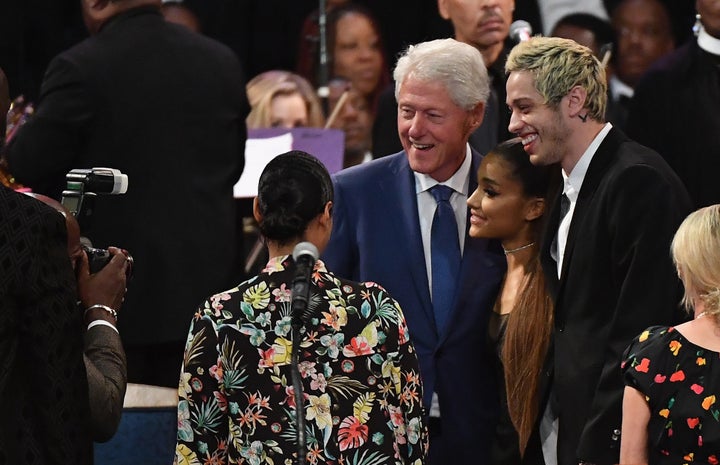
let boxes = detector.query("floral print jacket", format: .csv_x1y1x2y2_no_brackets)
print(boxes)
175,256,428,465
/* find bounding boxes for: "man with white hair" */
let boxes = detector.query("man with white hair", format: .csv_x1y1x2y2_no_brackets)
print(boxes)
324,38,505,465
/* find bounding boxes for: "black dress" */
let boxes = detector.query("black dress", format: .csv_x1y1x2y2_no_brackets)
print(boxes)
488,311,522,465
622,326,720,464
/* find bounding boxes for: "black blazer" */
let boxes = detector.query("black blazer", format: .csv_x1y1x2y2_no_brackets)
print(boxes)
0,186,92,464
626,39,720,209
539,128,692,465
6,7,249,346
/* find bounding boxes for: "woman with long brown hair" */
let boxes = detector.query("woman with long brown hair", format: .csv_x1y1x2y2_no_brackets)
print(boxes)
467,138,556,464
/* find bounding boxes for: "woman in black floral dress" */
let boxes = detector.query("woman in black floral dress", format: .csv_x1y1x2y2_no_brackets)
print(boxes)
621,204,720,464
174,150,427,465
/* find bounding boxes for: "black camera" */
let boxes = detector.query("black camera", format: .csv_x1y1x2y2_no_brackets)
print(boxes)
82,245,134,278
61,167,133,278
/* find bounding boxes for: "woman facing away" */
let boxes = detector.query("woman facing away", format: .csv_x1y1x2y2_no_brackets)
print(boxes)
174,150,427,465
466,138,556,464
621,204,720,465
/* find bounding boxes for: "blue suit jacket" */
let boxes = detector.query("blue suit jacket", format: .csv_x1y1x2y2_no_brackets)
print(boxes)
323,150,505,464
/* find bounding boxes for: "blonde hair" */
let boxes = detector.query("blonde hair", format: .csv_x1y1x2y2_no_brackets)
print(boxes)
671,204,720,324
505,36,607,121
246,71,325,129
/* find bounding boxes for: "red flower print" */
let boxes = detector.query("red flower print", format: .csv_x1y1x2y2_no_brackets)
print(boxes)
708,455,718,465
691,383,705,394
213,391,228,412
337,416,368,451
635,358,650,373
210,362,224,381
669,370,685,382
654,374,666,383
687,417,700,429
342,337,374,357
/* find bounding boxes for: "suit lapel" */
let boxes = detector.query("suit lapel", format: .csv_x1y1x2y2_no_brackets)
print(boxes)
559,128,623,287
383,154,436,327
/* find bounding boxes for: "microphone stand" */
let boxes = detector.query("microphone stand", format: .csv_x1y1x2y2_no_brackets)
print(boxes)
290,323,307,465
317,0,329,115
289,252,314,465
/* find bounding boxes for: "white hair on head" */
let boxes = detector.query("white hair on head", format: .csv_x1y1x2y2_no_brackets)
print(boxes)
393,38,490,111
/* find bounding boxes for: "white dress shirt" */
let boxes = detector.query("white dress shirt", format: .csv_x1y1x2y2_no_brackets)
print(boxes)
556,123,613,277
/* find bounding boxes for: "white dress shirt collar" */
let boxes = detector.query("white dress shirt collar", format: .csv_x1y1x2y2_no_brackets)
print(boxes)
698,25,720,56
609,75,634,101
415,144,472,196
564,122,613,198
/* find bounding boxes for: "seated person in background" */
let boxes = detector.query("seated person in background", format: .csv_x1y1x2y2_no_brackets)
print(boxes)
296,0,350,83
27,192,129,443
625,0,720,210
550,13,621,126
609,0,675,126
175,150,427,465
297,3,390,115
327,76,373,168
552,13,615,58
621,204,720,464
466,138,556,465
246,70,325,129
161,0,201,33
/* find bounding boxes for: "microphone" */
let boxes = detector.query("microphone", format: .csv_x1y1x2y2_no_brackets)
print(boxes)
291,241,319,329
509,20,532,43
289,241,318,464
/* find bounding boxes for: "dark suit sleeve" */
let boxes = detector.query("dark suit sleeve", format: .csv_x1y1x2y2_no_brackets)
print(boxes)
84,324,127,442
577,163,688,463
322,175,359,280
5,55,94,195
230,55,249,182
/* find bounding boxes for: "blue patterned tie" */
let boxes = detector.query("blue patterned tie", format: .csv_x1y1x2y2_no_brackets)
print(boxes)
430,185,461,332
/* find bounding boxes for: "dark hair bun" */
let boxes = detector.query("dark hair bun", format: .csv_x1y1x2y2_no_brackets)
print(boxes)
257,150,333,244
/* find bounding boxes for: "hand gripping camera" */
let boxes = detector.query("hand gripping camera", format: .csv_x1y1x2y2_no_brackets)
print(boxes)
61,167,133,276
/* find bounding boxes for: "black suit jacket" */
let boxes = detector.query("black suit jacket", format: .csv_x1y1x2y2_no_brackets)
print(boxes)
6,6,249,347
626,39,720,209
0,185,92,464
540,127,692,465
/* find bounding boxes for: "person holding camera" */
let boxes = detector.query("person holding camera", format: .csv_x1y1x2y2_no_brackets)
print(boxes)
0,185,93,464
28,192,130,443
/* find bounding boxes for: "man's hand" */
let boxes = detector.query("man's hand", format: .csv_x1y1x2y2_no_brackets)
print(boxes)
77,246,129,324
